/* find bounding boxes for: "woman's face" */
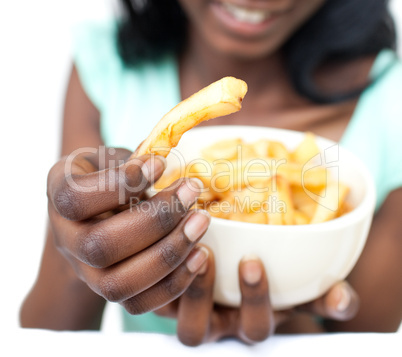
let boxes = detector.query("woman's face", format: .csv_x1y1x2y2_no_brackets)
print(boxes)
177,0,326,59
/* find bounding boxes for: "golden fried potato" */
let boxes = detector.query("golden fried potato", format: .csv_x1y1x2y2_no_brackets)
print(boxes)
134,77,248,158
266,176,295,225
292,132,321,165
310,182,350,224
151,132,352,226
201,138,243,161
294,210,310,225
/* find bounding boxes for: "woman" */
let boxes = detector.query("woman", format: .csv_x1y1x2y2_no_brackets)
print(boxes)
20,0,402,345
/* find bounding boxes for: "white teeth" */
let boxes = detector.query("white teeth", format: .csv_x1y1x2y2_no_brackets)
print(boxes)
222,3,271,24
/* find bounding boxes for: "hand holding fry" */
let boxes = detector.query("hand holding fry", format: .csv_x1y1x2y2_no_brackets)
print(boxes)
47,148,211,313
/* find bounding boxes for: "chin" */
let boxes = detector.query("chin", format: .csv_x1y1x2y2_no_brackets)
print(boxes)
211,37,280,61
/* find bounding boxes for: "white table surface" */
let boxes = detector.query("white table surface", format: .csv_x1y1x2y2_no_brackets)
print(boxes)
3,329,401,357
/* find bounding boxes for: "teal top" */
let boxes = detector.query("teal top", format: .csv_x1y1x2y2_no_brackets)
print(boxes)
72,22,402,334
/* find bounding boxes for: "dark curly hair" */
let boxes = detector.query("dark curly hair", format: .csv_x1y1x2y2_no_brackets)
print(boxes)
117,0,396,103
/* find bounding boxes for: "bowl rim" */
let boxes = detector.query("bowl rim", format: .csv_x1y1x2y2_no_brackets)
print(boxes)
178,125,377,231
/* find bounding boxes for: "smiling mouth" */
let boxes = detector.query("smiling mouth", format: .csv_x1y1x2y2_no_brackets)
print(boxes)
220,2,274,25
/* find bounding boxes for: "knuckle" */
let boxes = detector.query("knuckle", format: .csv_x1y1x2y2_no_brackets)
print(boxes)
122,296,149,315
159,243,183,271
162,274,184,298
242,292,269,307
123,161,143,187
78,229,109,268
52,180,85,221
185,283,208,301
155,203,177,233
97,275,124,303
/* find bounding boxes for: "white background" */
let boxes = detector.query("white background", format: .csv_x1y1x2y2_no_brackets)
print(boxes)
0,0,401,333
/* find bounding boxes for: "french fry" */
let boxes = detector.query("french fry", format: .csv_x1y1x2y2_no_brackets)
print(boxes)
232,186,268,214
266,176,295,225
277,163,327,189
291,185,319,219
292,132,321,165
266,188,283,225
310,182,350,224
229,211,268,224
277,176,295,225
211,159,272,192
201,138,243,161
206,197,234,219
137,74,351,226
268,141,290,161
294,210,310,225
133,77,248,158
336,200,353,218
240,143,258,160
153,168,182,191
252,139,271,158
153,132,352,226
185,161,213,189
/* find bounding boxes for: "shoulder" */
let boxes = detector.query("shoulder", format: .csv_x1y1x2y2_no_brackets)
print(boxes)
71,21,179,111
366,51,402,148
71,21,180,151
345,51,402,137
366,50,402,115
71,21,127,110
342,50,402,210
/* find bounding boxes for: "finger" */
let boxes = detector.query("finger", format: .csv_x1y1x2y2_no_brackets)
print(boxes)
238,255,274,343
120,246,210,314
206,307,238,343
154,301,179,319
50,178,204,268
85,148,132,171
297,281,360,321
81,210,211,303
48,153,166,221
176,246,215,347
273,309,295,327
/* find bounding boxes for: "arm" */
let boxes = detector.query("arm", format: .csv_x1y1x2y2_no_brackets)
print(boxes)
20,65,107,330
20,65,211,331
325,187,402,332
276,188,402,334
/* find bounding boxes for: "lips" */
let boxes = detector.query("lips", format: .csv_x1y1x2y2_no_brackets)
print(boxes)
211,1,284,37
221,2,273,25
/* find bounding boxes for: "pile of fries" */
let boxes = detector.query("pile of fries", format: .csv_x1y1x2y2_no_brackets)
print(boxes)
155,133,352,225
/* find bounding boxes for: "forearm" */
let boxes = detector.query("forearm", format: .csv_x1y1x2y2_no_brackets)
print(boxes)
276,314,325,334
278,190,402,334
20,227,106,330
324,190,402,332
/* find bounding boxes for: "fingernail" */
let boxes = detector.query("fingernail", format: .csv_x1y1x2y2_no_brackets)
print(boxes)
187,247,209,274
141,156,167,182
197,261,208,275
184,210,211,242
241,254,262,285
336,284,351,312
177,178,204,209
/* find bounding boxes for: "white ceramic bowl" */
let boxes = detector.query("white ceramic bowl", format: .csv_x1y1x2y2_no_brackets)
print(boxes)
166,126,376,310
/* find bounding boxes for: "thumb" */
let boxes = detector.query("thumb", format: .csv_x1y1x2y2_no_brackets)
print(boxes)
297,281,360,321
